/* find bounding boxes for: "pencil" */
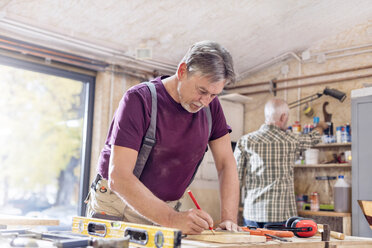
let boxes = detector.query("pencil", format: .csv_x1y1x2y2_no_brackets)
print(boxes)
187,190,215,235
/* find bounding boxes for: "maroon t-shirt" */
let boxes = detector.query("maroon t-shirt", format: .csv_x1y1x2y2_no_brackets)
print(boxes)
97,76,230,201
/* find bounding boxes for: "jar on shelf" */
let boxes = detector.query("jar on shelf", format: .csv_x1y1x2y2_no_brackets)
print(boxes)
310,192,320,211
292,121,301,134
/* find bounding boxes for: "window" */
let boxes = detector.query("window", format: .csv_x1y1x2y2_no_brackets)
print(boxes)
0,55,95,230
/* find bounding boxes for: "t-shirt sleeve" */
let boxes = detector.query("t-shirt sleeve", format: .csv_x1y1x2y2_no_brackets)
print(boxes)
296,129,322,150
109,88,151,151
209,97,231,141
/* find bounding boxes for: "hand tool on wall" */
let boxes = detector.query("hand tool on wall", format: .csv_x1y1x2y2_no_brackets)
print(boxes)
323,102,332,123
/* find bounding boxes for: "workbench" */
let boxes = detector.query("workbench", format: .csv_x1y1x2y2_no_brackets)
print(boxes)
182,235,372,248
2,214,372,248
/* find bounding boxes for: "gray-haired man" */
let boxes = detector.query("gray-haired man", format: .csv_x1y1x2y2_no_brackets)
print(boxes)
86,41,240,234
235,98,327,228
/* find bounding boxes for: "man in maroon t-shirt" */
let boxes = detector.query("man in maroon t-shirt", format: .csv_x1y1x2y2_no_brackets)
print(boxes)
86,41,240,234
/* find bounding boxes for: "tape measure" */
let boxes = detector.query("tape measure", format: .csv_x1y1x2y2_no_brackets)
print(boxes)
72,216,182,248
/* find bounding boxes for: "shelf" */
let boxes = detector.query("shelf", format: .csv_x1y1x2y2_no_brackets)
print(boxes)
294,163,351,168
298,210,351,217
240,208,352,217
313,142,351,148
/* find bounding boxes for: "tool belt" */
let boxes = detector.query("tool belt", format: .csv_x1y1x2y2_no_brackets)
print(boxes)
91,173,103,191
87,174,182,212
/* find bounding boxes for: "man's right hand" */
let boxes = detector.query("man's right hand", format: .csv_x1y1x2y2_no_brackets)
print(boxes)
314,121,329,135
169,209,214,234
317,121,329,130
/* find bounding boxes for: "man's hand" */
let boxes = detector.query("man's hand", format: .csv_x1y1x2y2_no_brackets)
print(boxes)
216,220,242,232
314,121,329,135
317,121,329,130
169,209,214,234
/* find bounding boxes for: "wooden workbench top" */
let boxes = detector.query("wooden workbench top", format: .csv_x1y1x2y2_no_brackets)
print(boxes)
182,235,372,248
0,214,59,226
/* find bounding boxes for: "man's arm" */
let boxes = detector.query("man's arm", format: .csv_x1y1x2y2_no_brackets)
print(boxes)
108,145,213,234
298,121,328,149
209,133,241,231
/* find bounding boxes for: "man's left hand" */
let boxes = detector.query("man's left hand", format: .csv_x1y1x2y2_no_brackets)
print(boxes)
216,220,242,232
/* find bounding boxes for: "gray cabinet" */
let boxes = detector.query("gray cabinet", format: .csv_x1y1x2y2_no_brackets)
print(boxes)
351,88,372,237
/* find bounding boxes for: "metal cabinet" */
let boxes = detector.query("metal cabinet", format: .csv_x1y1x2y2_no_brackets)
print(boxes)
351,88,372,237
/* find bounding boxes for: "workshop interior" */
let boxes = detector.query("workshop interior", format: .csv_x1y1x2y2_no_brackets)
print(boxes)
1,1,372,247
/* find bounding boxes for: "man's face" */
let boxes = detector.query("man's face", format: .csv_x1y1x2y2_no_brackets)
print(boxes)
177,72,225,113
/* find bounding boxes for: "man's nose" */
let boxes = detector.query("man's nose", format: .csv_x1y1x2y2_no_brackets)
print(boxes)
200,94,212,107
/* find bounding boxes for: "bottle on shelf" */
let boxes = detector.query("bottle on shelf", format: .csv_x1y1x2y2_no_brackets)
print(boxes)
334,175,351,213
341,126,347,143
313,116,320,128
336,126,342,143
292,121,301,134
303,124,308,134
345,123,351,142
310,192,320,211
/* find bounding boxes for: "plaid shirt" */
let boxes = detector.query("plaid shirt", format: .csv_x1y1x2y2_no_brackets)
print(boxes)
234,124,321,222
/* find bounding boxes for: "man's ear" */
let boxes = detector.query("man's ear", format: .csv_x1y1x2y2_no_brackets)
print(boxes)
177,63,187,80
280,113,287,122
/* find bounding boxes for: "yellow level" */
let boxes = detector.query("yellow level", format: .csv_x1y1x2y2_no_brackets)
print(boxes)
72,216,182,248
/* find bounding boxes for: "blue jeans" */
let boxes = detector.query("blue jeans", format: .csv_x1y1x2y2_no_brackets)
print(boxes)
243,219,286,228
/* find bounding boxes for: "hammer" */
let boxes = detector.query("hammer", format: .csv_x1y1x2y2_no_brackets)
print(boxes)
317,224,345,240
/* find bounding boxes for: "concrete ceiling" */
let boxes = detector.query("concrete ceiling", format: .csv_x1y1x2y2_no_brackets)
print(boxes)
0,0,372,80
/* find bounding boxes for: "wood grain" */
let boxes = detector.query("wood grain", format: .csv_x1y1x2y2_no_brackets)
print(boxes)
185,231,266,243
0,214,59,226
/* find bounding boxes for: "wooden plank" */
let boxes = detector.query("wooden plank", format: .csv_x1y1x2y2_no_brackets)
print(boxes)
343,215,352,236
185,231,266,243
317,224,345,240
313,143,351,148
182,235,372,248
0,214,59,226
298,210,351,217
294,163,351,168
358,200,372,230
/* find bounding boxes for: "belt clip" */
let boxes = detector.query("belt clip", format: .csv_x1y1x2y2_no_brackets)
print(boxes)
99,186,107,193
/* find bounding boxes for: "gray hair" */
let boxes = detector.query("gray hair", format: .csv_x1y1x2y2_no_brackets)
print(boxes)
264,98,289,124
180,41,235,85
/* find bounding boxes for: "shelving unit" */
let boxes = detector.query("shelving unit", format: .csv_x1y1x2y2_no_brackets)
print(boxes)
295,142,352,235
298,210,351,217
313,142,351,148
294,163,351,168
298,210,351,235
294,142,352,168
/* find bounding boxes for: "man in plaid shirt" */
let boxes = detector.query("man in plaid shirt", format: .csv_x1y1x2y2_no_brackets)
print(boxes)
234,98,328,228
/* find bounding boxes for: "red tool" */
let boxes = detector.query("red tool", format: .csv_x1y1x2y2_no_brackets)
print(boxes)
241,226,294,241
187,190,214,233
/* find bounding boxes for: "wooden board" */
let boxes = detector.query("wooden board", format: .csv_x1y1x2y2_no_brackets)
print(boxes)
182,235,372,248
185,230,266,243
0,214,59,226
358,200,372,229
